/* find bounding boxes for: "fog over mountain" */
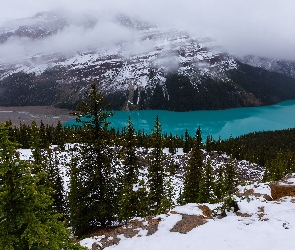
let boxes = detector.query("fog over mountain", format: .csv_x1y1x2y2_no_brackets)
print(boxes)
1,0,295,111
1,0,295,61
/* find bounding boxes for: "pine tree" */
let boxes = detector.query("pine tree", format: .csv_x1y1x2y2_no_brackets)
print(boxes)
198,157,215,203
159,174,175,211
54,120,65,149
205,134,213,152
224,156,238,194
118,117,143,222
45,147,67,218
29,121,44,167
167,133,176,154
263,150,287,181
134,180,150,217
39,120,50,149
28,123,66,217
214,165,225,201
183,127,204,203
0,124,84,250
148,115,165,214
183,129,191,153
68,83,116,237
18,123,31,148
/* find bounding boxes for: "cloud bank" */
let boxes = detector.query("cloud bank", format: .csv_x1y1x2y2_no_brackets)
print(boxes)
0,0,295,61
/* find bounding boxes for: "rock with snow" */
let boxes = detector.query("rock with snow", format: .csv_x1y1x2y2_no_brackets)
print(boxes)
270,174,295,200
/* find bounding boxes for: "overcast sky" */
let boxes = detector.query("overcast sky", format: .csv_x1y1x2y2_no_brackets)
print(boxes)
1,0,295,61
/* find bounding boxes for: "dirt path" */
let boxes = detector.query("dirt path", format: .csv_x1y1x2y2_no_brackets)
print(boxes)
0,106,75,126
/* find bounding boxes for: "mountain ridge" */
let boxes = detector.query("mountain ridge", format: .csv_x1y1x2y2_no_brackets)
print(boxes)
1,10,295,111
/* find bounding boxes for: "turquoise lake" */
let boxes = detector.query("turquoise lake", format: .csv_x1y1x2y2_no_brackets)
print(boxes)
63,100,295,140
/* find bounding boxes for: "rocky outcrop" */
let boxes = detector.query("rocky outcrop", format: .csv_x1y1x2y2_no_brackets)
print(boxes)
270,174,295,200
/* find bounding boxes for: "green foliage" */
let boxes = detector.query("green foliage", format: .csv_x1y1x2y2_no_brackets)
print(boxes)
198,158,215,203
68,83,117,237
160,175,175,211
263,150,295,182
224,156,238,194
45,148,67,218
183,127,203,203
0,124,84,250
148,115,165,214
53,120,66,148
118,117,146,221
213,196,239,217
183,129,192,153
167,133,177,155
3,87,295,241
214,166,226,200
212,128,295,181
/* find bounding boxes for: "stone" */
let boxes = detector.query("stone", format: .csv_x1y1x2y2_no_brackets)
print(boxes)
92,242,102,250
270,175,295,200
198,205,213,219
170,214,207,234
263,194,273,201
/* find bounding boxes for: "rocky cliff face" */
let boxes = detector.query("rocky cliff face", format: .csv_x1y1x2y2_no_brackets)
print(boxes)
1,11,295,110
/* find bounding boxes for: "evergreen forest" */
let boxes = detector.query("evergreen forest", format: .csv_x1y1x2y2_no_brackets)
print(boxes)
1,83,295,247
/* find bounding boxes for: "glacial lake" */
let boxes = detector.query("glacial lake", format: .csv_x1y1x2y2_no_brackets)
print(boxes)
63,100,295,140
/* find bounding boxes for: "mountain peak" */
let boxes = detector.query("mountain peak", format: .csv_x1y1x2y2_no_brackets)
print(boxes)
0,11,295,111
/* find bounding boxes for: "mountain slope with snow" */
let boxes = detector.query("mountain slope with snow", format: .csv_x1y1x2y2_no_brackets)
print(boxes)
1,11,295,110
80,181,295,250
17,144,294,250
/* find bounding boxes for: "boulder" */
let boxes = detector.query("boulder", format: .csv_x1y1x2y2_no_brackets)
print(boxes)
92,242,103,250
198,205,213,219
270,174,295,200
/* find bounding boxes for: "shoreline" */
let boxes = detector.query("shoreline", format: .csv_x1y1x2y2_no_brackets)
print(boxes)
0,106,75,127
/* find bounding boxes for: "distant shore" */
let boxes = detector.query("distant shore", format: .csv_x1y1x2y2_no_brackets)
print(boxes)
0,106,75,127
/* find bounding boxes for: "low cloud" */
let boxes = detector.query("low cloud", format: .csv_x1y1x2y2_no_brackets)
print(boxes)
1,0,295,62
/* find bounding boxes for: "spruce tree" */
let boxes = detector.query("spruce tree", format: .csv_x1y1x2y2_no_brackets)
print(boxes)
183,127,204,203
0,124,84,250
68,83,116,237
224,156,238,194
118,117,143,221
205,134,213,152
45,147,67,218
39,120,50,149
215,165,225,201
54,120,65,149
167,133,176,154
198,158,215,203
263,151,286,181
18,123,31,148
183,129,191,153
148,115,165,214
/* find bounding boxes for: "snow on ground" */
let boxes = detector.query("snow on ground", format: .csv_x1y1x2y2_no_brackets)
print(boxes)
17,147,295,250
80,182,295,250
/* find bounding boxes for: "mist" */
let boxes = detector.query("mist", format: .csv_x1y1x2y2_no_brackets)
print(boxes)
1,0,295,62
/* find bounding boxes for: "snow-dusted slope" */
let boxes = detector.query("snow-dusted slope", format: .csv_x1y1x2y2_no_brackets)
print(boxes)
80,181,295,250
1,11,295,110
0,11,237,90
17,146,295,250
241,55,295,78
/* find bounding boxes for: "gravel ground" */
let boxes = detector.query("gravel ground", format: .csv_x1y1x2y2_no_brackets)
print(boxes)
0,106,75,127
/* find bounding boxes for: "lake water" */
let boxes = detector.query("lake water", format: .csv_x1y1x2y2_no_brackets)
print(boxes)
63,100,295,140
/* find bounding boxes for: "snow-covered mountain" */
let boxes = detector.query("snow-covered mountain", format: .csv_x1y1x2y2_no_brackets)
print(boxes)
1,10,295,110
0,11,236,83
240,55,295,79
